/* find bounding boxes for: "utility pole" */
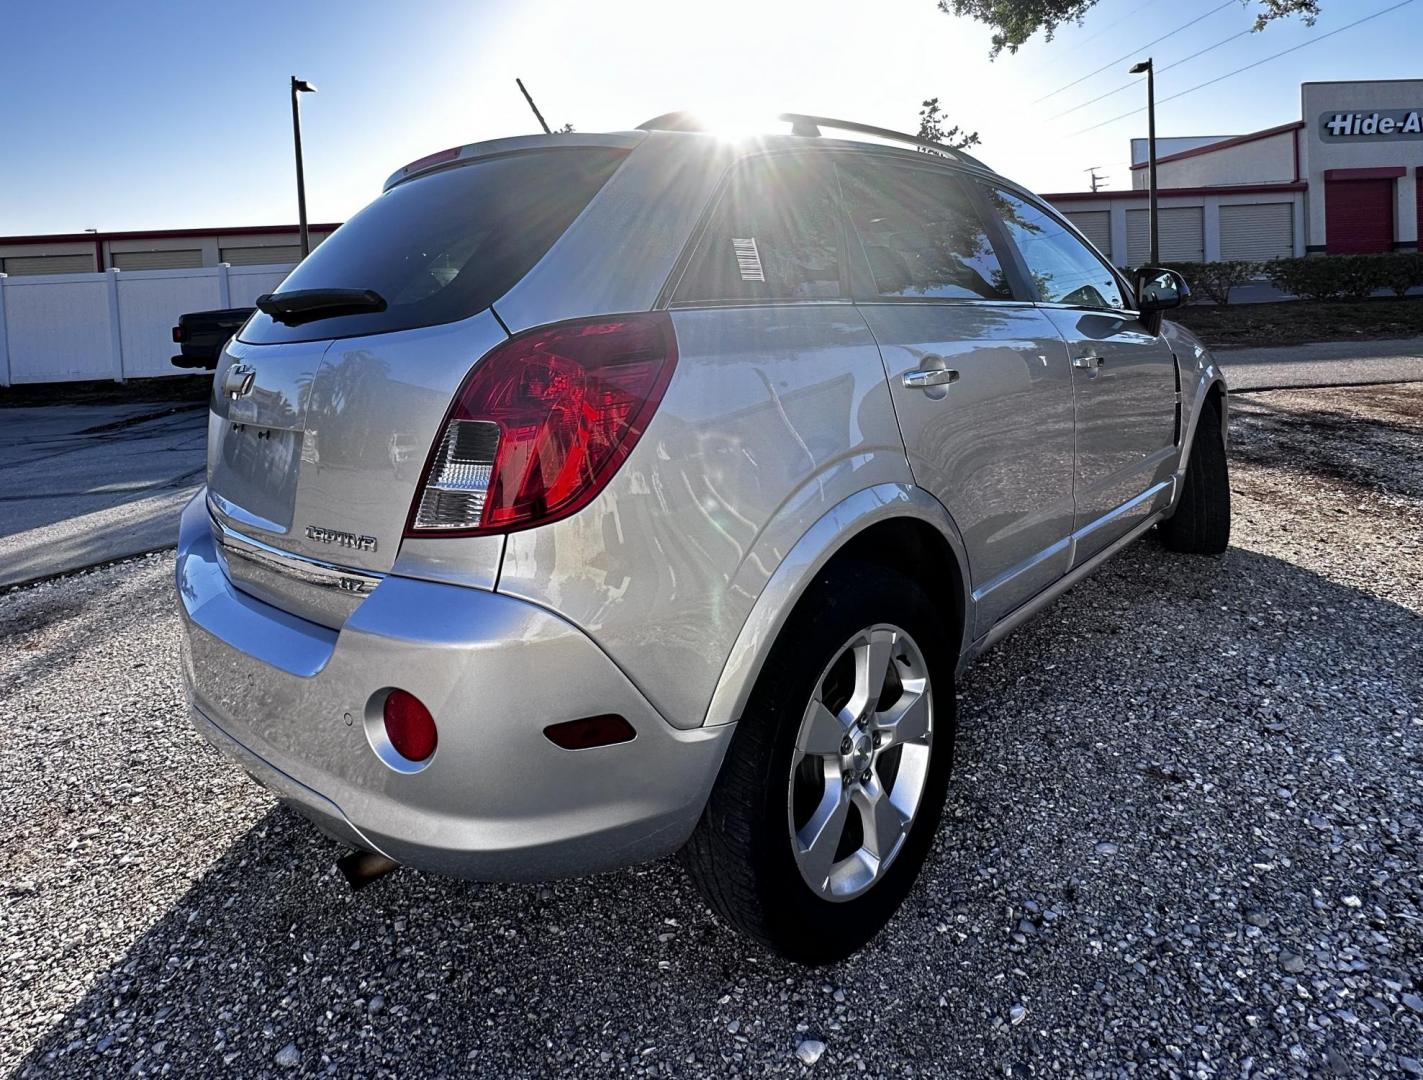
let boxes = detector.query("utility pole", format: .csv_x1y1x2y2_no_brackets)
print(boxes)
1130,58,1159,265
516,78,552,135
290,76,318,259
1085,166,1104,193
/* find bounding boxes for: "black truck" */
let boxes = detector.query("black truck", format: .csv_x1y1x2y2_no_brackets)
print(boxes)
170,307,253,370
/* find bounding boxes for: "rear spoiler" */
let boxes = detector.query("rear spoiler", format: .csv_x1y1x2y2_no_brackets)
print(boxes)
383,131,646,192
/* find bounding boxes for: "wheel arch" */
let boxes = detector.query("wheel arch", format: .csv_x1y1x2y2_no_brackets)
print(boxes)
1172,375,1229,508
702,484,972,728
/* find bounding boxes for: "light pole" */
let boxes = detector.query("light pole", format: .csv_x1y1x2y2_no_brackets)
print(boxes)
290,76,317,259
1129,59,1158,266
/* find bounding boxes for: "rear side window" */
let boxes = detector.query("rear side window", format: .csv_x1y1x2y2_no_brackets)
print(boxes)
984,186,1127,311
674,155,842,304
240,148,626,344
838,160,1012,301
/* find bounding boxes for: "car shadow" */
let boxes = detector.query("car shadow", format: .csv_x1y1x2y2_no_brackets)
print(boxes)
12,534,1421,1076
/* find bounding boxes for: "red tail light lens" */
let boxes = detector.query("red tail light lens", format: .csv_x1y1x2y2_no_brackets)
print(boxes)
382,690,437,762
406,313,677,536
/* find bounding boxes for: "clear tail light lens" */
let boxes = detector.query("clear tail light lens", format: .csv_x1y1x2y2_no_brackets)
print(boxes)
406,313,676,536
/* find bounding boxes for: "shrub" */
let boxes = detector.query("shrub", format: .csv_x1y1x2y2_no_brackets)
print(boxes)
1161,260,1257,305
1265,253,1423,301
1378,252,1423,298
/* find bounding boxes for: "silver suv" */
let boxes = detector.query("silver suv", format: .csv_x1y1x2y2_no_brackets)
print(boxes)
177,114,1230,963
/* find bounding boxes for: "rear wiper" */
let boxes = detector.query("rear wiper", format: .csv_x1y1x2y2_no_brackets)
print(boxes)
255,288,387,326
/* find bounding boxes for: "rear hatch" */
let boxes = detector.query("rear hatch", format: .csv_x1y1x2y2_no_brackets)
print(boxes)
205,144,630,626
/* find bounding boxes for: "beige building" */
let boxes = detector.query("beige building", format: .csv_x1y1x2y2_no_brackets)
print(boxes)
1045,78,1423,265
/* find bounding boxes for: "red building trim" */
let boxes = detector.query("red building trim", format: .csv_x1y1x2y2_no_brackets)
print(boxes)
1128,121,1306,171
1042,182,1306,202
1322,167,1406,181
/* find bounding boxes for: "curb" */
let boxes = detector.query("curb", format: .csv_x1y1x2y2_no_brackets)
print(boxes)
1,545,176,593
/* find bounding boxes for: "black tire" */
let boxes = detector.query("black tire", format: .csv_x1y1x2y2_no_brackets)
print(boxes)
681,561,956,964
1161,394,1231,555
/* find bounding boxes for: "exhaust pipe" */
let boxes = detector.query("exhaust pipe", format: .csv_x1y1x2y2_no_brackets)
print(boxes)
337,850,400,891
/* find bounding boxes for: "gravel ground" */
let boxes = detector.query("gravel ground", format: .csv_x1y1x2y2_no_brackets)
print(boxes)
1,384,1419,1079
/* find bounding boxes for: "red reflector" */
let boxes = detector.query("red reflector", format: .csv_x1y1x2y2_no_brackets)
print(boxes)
543,714,636,750
403,146,461,175
383,690,438,762
405,313,677,537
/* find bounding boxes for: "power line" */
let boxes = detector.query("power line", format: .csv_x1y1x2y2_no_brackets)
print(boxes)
1067,0,1170,50
1072,0,1418,135
1034,0,1237,102
1051,24,1255,119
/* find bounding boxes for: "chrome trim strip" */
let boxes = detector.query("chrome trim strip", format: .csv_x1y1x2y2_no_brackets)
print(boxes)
207,490,288,536
209,511,384,598
1034,302,1144,318
1072,479,1173,544
970,536,1071,604
967,508,1167,665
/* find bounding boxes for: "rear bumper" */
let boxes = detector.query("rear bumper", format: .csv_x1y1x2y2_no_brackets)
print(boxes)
175,491,733,881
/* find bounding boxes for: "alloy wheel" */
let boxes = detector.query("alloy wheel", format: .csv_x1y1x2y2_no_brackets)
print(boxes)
787,624,933,901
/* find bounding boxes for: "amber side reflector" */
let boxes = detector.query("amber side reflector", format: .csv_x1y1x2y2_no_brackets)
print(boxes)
543,714,636,750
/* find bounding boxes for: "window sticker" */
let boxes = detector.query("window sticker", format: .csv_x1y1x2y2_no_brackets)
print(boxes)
732,237,765,282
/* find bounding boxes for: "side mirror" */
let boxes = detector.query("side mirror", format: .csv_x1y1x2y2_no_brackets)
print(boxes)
1133,267,1189,333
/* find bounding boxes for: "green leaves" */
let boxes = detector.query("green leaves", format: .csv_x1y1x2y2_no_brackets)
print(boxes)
917,97,981,150
942,0,1323,57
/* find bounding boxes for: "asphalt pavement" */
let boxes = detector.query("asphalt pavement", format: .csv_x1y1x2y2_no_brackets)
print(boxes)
1217,337,1423,392
0,403,205,587
1,383,1419,1077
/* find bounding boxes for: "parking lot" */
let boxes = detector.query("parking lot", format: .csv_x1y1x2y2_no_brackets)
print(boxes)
1,382,1420,1078
0,402,205,588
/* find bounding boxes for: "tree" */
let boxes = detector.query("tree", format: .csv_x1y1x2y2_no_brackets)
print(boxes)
556,122,575,134
940,0,1321,57
917,98,980,150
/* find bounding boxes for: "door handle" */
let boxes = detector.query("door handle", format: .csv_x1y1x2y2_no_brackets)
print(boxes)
1071,355,1104,370
223,363,256,399
902,368,960,390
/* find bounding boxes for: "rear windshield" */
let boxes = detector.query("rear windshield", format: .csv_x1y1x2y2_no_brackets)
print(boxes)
239,147,627,344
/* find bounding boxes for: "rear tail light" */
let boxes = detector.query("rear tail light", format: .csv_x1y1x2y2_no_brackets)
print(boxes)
172,326,187,343
406,313,677,536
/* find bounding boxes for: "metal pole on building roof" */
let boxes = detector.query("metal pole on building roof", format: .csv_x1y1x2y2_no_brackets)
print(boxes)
1130,59,1159,265
290,77,318,259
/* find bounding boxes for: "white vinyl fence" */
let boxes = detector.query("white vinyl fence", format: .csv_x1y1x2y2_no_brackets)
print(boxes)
0,262,295,386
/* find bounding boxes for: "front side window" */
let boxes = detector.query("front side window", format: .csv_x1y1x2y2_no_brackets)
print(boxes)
674,155,842,304
838,160,1012,301
986,187,1127,311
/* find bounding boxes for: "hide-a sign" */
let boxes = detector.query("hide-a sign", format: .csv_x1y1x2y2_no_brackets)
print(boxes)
1320,110,1423,142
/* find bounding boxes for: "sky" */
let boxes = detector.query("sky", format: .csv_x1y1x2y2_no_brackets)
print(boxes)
2,0,1420,235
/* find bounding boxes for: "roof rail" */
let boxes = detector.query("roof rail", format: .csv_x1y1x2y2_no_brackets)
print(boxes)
777,114,991,171
634,110,991,172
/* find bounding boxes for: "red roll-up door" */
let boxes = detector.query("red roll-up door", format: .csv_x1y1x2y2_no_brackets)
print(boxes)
1325,178,1394,254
